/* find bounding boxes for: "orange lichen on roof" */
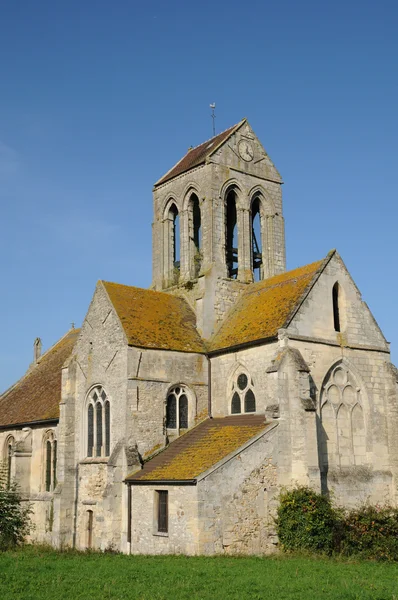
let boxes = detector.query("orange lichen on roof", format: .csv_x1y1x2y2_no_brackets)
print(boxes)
154,120,245,187
0,329,80,427
209,259,324,351
102,281,205,353
128,416,267,482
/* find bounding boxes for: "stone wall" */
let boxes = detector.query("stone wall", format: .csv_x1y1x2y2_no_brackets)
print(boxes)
0,423,59,544
197,426,278,555
130,484,199,555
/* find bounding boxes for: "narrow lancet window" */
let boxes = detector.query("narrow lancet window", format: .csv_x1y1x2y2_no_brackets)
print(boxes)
6,438,14,489
88,404,94,457
46,440,52,491
179,394,188,429
225,190,238,278
333,282,341,332
53,440,57,489
105,401,110,457
96,403,103,457
166,394,177,429
251,197,263,281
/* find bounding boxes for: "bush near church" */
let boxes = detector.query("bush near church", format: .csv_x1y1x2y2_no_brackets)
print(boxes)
0,468,32,550
276,486,340,554
277,486,398,561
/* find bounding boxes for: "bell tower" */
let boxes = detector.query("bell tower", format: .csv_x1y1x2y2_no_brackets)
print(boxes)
151,119,286,338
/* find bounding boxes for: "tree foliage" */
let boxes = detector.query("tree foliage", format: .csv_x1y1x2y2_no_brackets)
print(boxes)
0,467,32,550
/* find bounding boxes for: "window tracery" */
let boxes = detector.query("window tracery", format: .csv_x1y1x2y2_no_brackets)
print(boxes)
320,364,365,469
166,385,189,430
230,371,256,414
86,387,110,458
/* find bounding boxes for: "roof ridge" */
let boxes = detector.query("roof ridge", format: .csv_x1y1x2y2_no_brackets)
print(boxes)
188,119,245,154
154,119,246,188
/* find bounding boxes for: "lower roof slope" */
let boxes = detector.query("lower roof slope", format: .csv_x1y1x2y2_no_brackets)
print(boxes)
209,258,327,352
0,328,80,427
127,415,269,483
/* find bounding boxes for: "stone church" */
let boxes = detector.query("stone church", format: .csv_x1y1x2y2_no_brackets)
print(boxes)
1,119,398,555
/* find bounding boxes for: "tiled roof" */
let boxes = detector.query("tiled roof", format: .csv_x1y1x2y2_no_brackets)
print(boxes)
209,258,327,352
102,282,206,353
154,120,245,187
0,329,80,427
127,415,269,482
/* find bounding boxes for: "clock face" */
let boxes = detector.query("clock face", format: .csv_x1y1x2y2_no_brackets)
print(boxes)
238,140,254,161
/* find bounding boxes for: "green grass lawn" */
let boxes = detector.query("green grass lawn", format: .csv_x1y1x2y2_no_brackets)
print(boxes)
0,546,398,600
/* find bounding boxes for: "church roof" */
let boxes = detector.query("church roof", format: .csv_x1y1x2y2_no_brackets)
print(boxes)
0,328,80,428
154,119,246,187
209,257,328,352
102,281,206,353
127,415,270,483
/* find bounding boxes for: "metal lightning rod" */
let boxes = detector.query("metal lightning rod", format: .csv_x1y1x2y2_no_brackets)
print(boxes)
210,103,216,136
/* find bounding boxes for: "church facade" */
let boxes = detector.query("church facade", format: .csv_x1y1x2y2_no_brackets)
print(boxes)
1,119,398,555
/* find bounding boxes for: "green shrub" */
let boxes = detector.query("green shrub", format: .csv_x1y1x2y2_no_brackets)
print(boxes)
276,486,340,554
340,505,398,561
0,469,32,550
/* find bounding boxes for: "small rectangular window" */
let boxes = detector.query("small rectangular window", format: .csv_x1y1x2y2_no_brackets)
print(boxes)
157,490,168,533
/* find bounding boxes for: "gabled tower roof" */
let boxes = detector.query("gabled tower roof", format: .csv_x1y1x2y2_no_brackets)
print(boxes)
154,119,246,187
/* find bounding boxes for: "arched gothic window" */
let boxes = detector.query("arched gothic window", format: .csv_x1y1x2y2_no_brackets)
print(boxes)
332,282,341,332
188,193,202,277
166,385,189,430
320,363,365,469
43,431,57,492
87,387,110,458
169,203,180,273
225,189,238,278
251,196,263,281
4,436,15,489
230,372,256,414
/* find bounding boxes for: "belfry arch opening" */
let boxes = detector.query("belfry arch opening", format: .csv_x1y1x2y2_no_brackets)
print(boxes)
188,193,201,276
169,203,180,273
251,197,263,281
225,189,238,278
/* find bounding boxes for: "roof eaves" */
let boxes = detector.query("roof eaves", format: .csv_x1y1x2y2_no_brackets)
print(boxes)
127,479,197,486
127,342,206,354
0,417,59,431
208,334,278,356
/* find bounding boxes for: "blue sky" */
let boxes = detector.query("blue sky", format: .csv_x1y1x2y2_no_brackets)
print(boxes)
0,0,397,391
